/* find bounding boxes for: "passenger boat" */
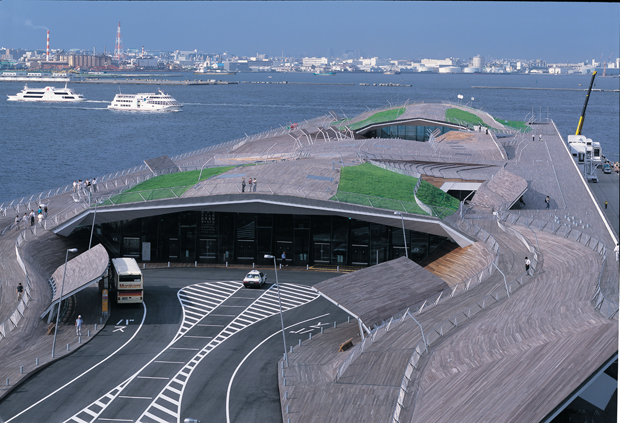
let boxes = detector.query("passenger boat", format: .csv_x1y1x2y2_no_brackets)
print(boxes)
194,68,236,75
7,84,85,102
107,89,182,112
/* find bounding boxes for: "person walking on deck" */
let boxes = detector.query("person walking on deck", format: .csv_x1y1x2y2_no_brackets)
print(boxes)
525,257,531,276
248,177,253,192
253,178,257,192
73,180,77,193
545,196,550,209
241,178,246,193
22,213,28,229
75,315,83,336
15,215,20,231
16,283,23,301
539,134,542,142
614,243,619,262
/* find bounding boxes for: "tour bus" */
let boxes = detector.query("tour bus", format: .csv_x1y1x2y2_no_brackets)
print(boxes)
110,258,144,304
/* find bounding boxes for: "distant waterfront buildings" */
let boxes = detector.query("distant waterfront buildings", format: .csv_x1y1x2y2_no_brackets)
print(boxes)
0,44,618,75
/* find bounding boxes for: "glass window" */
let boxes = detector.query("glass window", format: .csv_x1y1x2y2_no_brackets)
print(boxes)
123,237,140,257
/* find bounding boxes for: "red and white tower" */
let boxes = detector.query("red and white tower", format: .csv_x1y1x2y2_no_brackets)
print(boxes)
114,21,123,61
46,30,50,61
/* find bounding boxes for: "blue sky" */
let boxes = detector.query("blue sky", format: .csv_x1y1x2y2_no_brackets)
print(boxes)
0,1,618,63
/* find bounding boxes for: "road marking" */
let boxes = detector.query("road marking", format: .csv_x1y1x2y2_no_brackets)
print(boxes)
137,376,170,380
118,396,153,400
225,313,330,423
169,347,200,351
153,361,185,364
62,281,243,423
97,419,133,422
218,305,247,308
183,336,212,339
196,324,225,327
207,314,236,317
5,303,148,423
137,283,320,423
116,319,123,325
113,326,126,333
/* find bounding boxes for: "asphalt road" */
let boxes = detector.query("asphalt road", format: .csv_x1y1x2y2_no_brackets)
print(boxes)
0,268,345,423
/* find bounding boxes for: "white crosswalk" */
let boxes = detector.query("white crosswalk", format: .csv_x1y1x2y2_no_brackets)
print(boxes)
137,283,319,423
64,281,242,423
63,281,318,423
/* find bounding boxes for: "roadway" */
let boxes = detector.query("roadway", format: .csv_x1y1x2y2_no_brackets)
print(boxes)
0,268,346,423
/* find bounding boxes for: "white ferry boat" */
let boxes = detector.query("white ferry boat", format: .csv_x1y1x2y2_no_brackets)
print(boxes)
7,84,85,102
107,90,182,112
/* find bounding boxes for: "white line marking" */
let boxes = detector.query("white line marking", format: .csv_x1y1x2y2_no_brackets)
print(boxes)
225,313,330,423
217,305,248,308
118,396,153,400
183,336,213,339
153,361,185,364
169,347,200,351
136,376,170,380
97,419,134,422
207,314,236,317
5,303,148,423
196,324,225,327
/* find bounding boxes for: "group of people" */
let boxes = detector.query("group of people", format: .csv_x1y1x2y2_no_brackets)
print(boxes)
15,204,48,230
241,177,258,193
73,178,98,196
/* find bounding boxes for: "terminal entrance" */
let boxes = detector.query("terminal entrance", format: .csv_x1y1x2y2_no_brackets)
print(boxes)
94,211,456,268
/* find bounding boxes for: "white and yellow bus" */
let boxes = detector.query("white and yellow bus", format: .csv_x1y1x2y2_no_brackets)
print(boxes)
111,258,144,304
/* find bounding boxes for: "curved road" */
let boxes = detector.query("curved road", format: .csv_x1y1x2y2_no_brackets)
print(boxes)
0,268,345,423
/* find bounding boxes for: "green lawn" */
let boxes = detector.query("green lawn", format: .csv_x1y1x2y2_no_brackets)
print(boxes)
445,108,531,133
333,106,406,131
330,163,459,216
101,166,235,205
494,119,531,132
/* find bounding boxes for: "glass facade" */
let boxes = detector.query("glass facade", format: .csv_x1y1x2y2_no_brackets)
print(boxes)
364,124,452,141
93,211,456,267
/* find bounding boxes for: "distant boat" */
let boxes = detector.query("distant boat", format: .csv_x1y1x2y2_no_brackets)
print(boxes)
194,69,236,75
313,71,336,76
7,84,85,102
108,89,182,112
383,70,401,75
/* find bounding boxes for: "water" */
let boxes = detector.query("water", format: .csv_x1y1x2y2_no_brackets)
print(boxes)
0,72,618,204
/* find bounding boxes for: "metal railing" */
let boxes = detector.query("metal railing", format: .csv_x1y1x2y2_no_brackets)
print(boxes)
497,210,617,319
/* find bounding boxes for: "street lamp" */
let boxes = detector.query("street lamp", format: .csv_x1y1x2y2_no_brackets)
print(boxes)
394,212,408,258
52,248,78,358
265,254,288,366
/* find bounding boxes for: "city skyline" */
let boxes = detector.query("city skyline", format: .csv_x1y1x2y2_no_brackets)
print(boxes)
0,1,618,63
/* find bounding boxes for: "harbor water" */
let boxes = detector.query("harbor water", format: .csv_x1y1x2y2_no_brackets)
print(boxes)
0,72,618,203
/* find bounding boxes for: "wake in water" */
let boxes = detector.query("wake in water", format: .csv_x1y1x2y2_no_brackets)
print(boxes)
84,100,110,104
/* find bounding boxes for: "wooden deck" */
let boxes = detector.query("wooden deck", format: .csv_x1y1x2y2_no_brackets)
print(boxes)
313,257,449,330
0,106,615,422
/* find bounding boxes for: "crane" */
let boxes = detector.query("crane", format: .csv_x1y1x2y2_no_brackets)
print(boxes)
575,71,597,135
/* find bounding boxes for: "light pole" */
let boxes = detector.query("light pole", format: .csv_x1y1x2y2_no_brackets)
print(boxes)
88,200,103,250
394,212,408,258
265,254,288,366
52,248,78,358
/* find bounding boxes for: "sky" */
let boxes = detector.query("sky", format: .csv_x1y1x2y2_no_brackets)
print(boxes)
0,1,618,63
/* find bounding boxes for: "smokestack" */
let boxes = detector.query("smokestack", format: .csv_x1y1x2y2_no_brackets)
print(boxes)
46,30,50,61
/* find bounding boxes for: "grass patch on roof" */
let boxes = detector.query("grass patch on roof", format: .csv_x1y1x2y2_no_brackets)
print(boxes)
333,106,406,131
101,166,235,205
330,163,459,216
446,108,531,133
